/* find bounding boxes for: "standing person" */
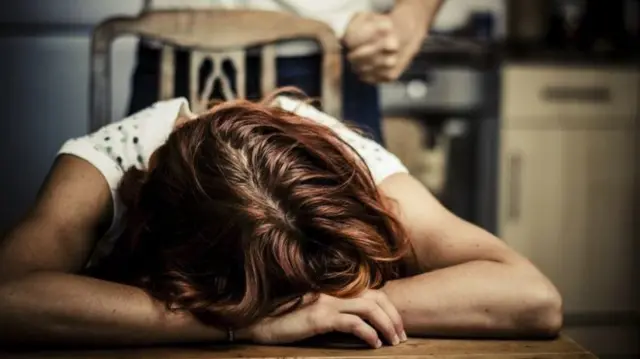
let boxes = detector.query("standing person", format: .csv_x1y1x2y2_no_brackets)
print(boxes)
127,0,444,145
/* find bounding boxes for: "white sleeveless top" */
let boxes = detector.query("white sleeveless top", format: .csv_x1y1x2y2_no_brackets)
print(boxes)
57,97,407,265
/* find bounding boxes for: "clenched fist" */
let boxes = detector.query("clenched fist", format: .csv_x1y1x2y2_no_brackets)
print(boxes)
342,0,441,83
342,7,428,84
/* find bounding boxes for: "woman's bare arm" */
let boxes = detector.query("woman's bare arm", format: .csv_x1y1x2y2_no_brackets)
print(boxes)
377,173,562,338
0,155,112,280
0,155,226,347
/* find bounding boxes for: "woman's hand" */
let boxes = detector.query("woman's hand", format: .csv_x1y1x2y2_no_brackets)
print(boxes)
241,290,407,348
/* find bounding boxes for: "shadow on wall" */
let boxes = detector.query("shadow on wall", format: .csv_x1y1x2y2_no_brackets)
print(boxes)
0,1,143,232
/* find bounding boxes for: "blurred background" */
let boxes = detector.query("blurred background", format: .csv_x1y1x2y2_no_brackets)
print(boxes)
0,1,637,357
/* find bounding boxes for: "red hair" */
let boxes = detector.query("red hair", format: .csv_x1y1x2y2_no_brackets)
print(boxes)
99,92,409,329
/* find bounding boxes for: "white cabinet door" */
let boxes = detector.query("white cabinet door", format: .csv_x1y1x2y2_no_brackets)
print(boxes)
498,129,564,283
560,129,637,313
499,126,637,314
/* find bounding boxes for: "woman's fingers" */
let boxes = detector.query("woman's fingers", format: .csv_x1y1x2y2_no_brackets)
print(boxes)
338,297,400,345
331,313,382,348
367,290,406,341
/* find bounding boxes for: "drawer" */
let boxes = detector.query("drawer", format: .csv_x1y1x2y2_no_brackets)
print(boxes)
501,65,639,121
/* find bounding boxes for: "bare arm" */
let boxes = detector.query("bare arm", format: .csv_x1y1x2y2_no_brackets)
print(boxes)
0,155,227,347
378,173,562,338
391,0,443,35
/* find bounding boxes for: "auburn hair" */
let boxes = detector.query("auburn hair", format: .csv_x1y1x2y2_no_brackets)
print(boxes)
98,91,410,329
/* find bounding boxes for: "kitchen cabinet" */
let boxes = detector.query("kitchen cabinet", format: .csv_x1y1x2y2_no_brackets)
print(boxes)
500,127,637,312
498,129,564,283
559,129,637,313
498,64,638,356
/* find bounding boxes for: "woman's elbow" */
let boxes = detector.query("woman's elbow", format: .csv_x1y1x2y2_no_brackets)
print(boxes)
519,282,563,337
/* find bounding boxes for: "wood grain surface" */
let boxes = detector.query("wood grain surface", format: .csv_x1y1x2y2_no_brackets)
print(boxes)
2,335,597,359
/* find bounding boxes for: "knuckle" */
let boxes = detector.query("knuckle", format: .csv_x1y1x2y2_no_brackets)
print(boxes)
375,289,389,300
316,293,335,307
387,37,400,51
361,289,374,297
346,317,362,332
384,56,398,68
363,301,377,314
365,289,381,300
353,321,373,339
377,19,393,33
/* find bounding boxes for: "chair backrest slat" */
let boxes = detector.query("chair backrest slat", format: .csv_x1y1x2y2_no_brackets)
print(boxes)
159,45,175,101
90,9,342,131
260,44,277,97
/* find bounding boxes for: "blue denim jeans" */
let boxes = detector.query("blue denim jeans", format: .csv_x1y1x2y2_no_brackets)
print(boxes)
127,43,384,144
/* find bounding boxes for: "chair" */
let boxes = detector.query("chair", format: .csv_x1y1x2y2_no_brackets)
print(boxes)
90,9,343,132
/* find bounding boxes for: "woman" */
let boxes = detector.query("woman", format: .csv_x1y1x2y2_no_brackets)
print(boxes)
0,91,562,349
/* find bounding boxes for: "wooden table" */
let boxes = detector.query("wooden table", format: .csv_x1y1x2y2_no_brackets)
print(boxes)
3,335,597,359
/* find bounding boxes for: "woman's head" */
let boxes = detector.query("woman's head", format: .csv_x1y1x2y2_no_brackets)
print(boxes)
114,94,409,328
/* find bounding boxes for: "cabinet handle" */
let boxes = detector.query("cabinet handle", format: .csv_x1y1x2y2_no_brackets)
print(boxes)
508,153,522,221
541,85,611,103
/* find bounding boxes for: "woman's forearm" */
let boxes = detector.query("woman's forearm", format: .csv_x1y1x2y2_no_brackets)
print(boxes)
0,272,227,347
382,261,563,338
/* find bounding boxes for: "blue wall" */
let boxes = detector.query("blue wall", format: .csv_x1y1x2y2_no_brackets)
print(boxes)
0,1,142,231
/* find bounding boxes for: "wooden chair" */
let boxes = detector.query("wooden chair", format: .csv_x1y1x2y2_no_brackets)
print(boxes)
90,9,343,132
